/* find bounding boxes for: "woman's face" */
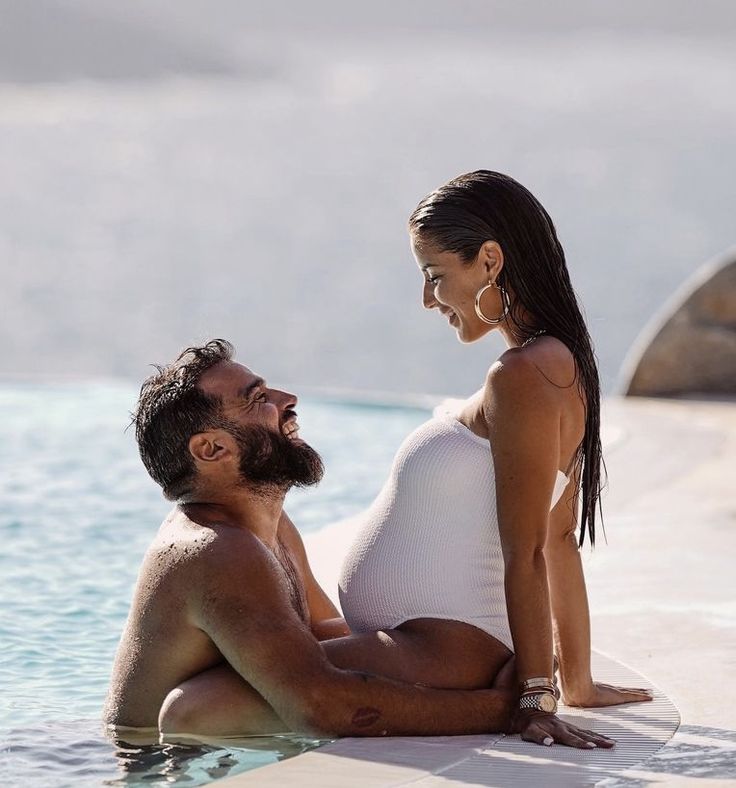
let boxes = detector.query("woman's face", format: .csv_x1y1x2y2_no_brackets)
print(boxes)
411,235,501,344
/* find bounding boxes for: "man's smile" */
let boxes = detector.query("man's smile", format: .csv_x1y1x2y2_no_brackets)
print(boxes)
282,414,301,441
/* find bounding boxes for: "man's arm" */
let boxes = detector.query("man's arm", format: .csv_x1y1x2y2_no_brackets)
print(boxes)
278,511,350,640
192,529,514,738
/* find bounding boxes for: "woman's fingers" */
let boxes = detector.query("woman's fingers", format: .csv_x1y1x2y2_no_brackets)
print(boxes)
553,729,597,749
600,682,653,695
578,729,616,749
520,716,616,749
594,683,654,705
625,690,654,700
615,688,654,702
520,722,553,746
553,720,615,749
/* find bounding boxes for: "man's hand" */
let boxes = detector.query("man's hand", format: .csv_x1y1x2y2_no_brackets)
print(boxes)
564,682,653,708
490,657,519,733
491,656,517,693
312,617,351,641
513,709,615,749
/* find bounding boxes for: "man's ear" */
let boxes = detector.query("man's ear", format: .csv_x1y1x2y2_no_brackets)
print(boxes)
188,430,232,464
479,240,504,282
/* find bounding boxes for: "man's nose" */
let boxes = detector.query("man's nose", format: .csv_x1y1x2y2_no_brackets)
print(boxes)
422,280,437,310
276,388,298,411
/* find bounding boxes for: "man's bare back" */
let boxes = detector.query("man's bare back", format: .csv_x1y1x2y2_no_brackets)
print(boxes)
104,509,313,729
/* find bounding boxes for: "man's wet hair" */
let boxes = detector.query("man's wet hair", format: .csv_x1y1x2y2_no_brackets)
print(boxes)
133,339,234,500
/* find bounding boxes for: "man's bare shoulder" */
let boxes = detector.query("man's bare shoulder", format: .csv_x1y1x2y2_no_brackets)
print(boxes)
140,508,275,596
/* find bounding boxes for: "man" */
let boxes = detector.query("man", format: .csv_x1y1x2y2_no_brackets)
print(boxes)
104,340,611,748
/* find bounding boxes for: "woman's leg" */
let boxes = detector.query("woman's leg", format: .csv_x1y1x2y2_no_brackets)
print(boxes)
324,618,512,690
159,620,512,738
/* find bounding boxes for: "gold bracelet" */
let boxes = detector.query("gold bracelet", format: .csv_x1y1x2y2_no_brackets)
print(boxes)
520,677,556,692
520,686,555,697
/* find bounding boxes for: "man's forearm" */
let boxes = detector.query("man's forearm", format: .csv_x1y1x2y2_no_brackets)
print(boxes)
299,671,515,738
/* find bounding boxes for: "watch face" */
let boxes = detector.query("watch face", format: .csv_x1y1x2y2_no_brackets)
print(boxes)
539,693,557,713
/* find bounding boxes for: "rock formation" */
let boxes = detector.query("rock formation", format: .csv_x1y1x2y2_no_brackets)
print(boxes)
621,247,736,397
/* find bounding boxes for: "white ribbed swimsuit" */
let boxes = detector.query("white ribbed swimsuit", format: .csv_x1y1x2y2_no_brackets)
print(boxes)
338,410,569,650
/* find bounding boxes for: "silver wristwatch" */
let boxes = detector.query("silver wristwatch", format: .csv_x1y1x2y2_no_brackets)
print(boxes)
519,691,558,714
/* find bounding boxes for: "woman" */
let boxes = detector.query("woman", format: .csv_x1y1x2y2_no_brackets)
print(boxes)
337,170,652,745
159,171,651,746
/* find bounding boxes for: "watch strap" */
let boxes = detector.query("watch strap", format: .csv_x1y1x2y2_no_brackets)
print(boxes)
518,691,558,714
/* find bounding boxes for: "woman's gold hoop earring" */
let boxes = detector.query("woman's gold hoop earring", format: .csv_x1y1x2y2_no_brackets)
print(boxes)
474,281,511,324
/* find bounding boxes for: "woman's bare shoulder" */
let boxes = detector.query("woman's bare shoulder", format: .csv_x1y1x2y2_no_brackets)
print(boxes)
484,338,576,406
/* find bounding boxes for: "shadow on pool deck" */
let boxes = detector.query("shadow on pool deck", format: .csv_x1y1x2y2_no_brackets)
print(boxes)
597,724,736,786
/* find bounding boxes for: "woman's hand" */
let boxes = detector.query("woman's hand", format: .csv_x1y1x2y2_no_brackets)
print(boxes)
513,709,615,749
564,682,653,708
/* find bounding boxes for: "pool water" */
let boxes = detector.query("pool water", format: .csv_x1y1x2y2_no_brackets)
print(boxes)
0,382,429,787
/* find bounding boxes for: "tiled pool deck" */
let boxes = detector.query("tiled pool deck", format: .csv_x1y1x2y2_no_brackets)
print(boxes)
222,396,736,787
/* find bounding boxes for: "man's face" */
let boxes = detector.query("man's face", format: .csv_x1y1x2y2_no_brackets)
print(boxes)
197,361,323,490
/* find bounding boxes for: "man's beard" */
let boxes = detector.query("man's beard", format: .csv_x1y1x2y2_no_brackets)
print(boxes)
227,423,324,493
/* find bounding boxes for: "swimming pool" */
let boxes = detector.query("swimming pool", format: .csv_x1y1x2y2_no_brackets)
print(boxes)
0,382,429,786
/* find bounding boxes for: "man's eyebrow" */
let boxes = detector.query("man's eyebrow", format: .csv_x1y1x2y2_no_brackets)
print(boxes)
238,377,265,400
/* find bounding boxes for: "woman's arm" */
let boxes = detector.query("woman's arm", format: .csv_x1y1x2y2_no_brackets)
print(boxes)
487,351,651,729
485,352,614,746
547,488,653,707
545,496,594,703
485,353,560,686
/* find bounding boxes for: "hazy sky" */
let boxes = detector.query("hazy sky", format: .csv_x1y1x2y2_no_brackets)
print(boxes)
1,1,735,395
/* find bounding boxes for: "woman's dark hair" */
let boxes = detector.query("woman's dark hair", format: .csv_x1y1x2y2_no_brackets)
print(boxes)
409,170,603,547
133,339,235,501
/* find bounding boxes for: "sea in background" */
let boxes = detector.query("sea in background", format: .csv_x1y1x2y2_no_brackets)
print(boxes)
1,0,735,395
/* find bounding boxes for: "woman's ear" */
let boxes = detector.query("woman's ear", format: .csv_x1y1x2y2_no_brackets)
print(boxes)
188,431,231,464
480,240,504,282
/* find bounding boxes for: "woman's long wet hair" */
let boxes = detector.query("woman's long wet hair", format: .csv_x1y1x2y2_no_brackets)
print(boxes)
409,170,603,547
